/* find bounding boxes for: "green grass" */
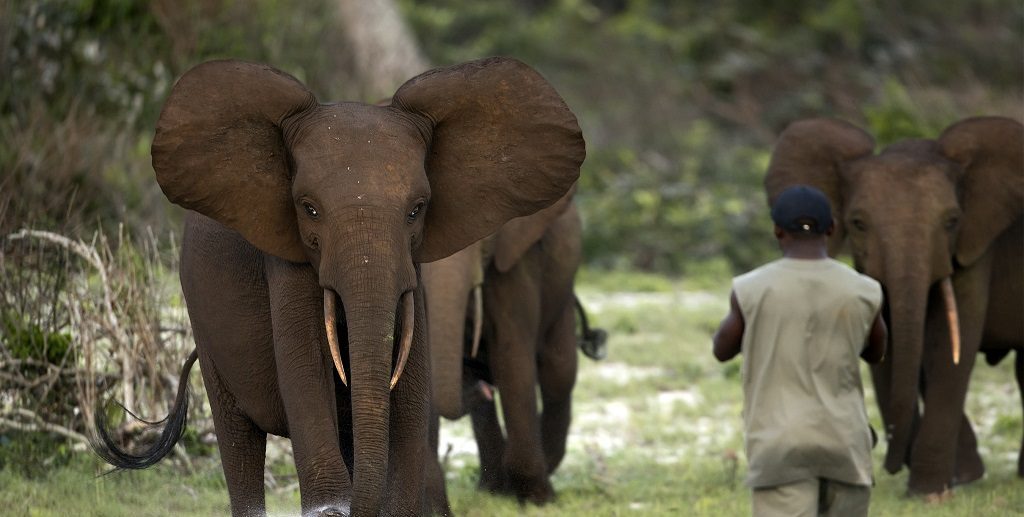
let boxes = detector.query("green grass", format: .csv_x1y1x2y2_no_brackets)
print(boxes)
3,273,1022,515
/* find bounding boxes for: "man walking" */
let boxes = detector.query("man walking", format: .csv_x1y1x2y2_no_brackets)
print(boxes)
713,185,888,516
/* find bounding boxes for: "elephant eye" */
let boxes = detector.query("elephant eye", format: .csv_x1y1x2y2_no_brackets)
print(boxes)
850,218,867,232
407,201,424,223
302,201,319,219
943,215,960,231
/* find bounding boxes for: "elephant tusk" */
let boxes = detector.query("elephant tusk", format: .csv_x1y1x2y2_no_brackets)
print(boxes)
324,290,349,387
470,284,483,359
940,277,961,365
390,290,415,390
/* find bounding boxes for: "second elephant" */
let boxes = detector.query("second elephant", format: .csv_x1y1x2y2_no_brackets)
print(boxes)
763,116,1023,496
422,193,592,504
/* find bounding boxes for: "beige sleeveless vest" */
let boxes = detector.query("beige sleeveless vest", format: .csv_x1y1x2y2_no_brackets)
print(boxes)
733,258,882,488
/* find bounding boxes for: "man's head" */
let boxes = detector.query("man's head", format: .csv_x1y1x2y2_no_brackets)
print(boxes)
771,185,834,238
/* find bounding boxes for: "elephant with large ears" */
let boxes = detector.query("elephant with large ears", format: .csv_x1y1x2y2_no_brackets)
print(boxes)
764,116,1023,496
90,57,585,517
422,190,590,504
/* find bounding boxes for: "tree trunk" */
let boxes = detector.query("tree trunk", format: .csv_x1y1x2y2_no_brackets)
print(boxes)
334,0,429,100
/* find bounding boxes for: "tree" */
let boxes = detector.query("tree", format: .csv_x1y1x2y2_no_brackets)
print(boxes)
334,0,429,100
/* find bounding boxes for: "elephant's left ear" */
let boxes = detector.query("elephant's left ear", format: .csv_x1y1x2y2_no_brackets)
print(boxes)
390,57,585,263
939,116,1023,266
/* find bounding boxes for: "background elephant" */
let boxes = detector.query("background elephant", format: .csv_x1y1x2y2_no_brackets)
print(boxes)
90,57,585,516
422,192,599,504
763,116,1023,496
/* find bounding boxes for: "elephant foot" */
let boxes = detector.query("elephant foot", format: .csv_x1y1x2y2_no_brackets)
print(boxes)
906,474,954,500
952,461,985,487
428,490,452,517
477,466,510,495
509,474,555,506
922,488,954,504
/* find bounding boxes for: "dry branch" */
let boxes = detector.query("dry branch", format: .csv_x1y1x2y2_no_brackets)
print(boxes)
1,225,206,467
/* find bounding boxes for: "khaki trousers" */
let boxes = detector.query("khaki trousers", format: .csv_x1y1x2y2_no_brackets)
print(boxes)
752,478,870,517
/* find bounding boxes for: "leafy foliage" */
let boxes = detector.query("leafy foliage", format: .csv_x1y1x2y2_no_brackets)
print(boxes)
402,0,1023,273
4,0,1022,272
3,312,73,366
0,0,346,237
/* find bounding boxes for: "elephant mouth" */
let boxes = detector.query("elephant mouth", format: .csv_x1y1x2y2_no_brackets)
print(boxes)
323,289,415,390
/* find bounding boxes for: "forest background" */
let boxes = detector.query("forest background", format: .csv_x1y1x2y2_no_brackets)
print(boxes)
0,0,1022,515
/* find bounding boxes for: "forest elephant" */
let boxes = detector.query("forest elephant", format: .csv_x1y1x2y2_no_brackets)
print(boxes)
422,190,603,505
764,116,1023,496
89,57,585,517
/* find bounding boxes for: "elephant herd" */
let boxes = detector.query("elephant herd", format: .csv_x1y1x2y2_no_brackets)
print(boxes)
88,57,1022,516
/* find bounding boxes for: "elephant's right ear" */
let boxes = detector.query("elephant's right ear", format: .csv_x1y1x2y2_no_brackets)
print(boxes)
151,60,318,262
764,118,875,255
391,57,585,263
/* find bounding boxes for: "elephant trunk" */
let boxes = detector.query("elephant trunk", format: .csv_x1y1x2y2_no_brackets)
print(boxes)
324,210,418,515
881,264,931,474
342,292,405,515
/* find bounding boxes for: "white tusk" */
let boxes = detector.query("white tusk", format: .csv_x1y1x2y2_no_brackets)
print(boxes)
390,290,415,390
470,284,483,359
324,290,348,386
940,277,961,365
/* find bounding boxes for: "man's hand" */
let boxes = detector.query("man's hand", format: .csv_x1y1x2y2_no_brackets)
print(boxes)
861,311,887,363
713,290,744,362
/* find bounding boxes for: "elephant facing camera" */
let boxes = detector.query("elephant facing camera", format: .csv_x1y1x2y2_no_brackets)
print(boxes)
88,56,585,517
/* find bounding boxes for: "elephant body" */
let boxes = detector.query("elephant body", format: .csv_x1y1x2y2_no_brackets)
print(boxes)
90,57,585,517
764,117,1023,495
181,211,433,514
423,195,585,504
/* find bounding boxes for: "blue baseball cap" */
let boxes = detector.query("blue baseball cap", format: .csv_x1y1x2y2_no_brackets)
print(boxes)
771,185,833,234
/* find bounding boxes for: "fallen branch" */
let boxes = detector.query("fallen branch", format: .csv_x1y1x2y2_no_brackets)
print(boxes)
0,407,90,445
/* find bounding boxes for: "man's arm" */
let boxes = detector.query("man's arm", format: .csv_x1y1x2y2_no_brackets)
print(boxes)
712,291,744,362
861,311,887,363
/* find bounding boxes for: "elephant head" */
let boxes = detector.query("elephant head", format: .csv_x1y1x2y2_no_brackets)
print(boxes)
764,116,1023,477
151,57,584,512
422,186,577,420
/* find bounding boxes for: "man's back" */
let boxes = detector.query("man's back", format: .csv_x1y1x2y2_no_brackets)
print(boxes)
733,257,882,488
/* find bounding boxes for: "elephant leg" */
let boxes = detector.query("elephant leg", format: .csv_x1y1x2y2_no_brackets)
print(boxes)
952,412,984,486
908,272,987,494
383,285,434,515
487,280,553,504
180,213,273,515
468,375,508,493
426,410,452,516
1017,349,1024,477
265,259,352,514
538,301,578,474
491,347,552,504
919,366,983,485
198,354,268,517
870,353,920,470
911,361,974,493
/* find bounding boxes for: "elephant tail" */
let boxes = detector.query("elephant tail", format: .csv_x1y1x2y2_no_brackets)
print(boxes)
90,348,198,471
574,294,607,360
